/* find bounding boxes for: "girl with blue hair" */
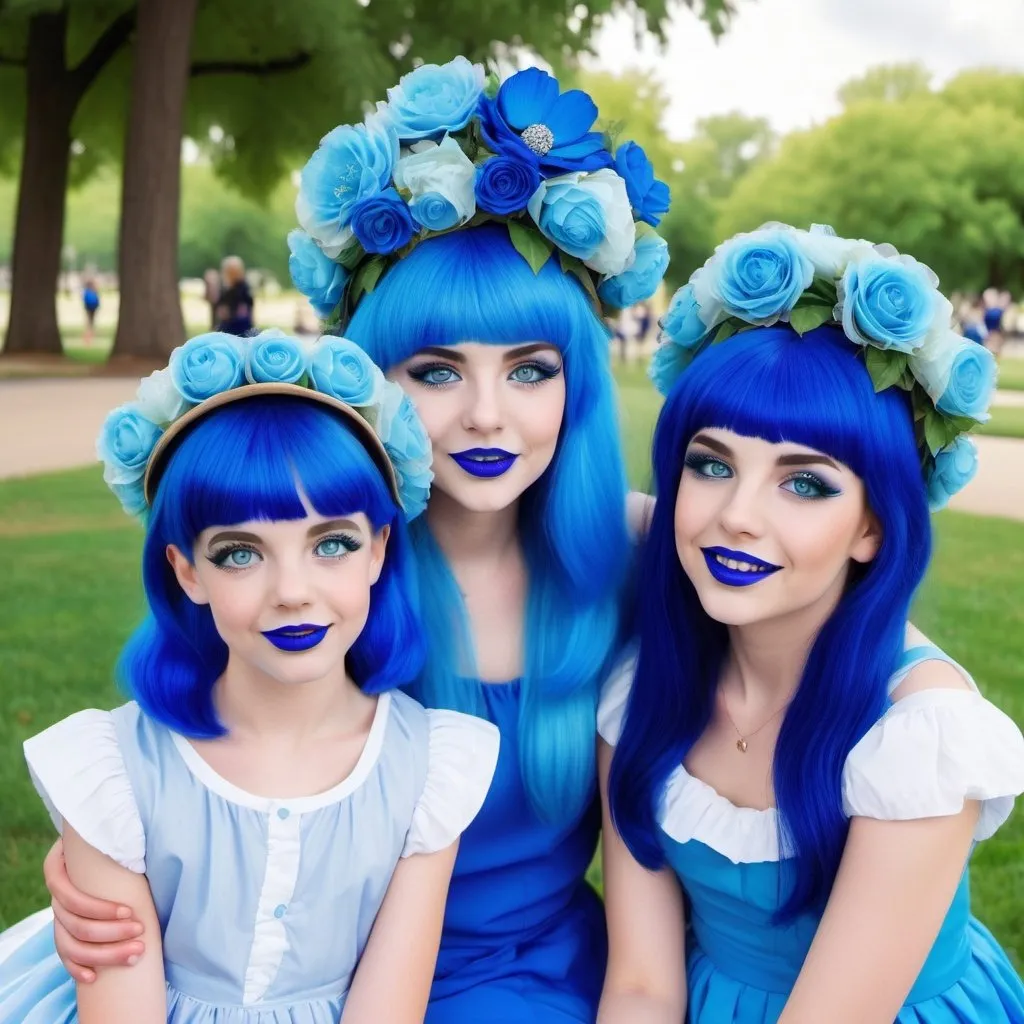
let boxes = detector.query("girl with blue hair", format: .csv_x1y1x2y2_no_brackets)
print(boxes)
597,226,1024,1022
0,334,499,1023
39,58,671,1023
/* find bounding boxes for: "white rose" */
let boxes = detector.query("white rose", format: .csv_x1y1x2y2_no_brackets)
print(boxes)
580,169,636,277
798,224,874,279
393,135,476,224
135,368,187,425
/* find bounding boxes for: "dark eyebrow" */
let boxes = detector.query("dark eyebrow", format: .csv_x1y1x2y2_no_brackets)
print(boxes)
690,433,733,456
308,518,359,538
503,343,559,360
207,530,261,547
413,346,465,363
775,453,841,471
207,519,359,548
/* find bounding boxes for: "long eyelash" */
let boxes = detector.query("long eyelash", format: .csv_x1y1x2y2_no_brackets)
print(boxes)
786,470,842,498
319,533,362,554
684,451,729,473
407,362,458,389
207,543,259,569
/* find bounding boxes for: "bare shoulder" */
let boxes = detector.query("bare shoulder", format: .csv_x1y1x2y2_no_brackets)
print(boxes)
890,658,974,703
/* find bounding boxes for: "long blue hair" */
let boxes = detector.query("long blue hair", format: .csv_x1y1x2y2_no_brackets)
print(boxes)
609,325,932,918
346,224,630,824
119,396,425,737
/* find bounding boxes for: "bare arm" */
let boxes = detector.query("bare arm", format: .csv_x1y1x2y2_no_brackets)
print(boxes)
62,826,165,1024
341,841,458,1024
625,491,655,540
44,838,146,982
597,740,688,1024
779,805,979,1024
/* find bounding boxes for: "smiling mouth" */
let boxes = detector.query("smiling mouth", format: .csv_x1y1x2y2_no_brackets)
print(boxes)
261,624,331,652
712,554,769,574
449,449,518,479
701,547,782,588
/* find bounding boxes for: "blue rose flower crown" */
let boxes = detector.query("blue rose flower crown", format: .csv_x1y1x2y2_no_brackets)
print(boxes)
289,56,672,327
96,330,434,521
650,223,998,512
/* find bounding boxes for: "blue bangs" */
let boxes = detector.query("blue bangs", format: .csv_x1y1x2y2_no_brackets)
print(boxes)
611,324,932,919
347,225,630,826
119,397,425,738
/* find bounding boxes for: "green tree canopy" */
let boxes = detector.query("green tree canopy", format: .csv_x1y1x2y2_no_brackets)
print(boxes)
837,62,932,108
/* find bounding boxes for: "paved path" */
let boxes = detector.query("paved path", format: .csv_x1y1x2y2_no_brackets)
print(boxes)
0,378,1022,521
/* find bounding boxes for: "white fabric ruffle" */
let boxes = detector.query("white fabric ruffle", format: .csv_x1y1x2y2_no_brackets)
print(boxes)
23,709,146,873
401,710,500,857
842,688,1024,840
597,649,637,747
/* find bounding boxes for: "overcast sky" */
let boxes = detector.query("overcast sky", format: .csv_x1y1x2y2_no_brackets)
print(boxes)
588,0,1024,139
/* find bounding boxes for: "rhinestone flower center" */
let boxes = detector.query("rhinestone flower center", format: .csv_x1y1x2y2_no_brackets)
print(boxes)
521,123,555,157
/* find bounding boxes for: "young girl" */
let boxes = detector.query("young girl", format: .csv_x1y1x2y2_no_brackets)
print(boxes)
0,330,499,1022
597,225,1024,1022
42,58,670,1023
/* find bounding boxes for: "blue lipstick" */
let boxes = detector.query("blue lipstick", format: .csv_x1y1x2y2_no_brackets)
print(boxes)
450,448,518,479
261,623,330,652
702,547,782,588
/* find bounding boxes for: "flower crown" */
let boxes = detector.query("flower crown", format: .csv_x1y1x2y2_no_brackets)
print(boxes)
288,56,672,328
650,223,997,512
96,330,434,521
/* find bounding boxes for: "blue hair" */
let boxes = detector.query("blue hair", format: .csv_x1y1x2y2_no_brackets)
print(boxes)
346,224,630,824
609,325,932,918
119,396,425,737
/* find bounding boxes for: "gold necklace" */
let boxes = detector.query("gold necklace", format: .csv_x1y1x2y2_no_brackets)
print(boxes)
718,691,790,753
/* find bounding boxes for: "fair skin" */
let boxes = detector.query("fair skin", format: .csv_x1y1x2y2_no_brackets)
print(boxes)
44,341,571,974
62,499,457,1023
599,428,979,1024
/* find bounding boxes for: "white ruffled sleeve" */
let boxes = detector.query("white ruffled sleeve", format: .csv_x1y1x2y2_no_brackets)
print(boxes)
597,649,637,747
401,710,500,857
23,709,146,873
842,689,1024,841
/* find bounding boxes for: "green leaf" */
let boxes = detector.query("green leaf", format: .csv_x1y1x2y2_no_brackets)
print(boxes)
634,222,656,241
789,304,833,336
483,72,500,100
713,319,739,344
923,409,950,455
338,243,365,271
800,276,839,308
507,220,554,275
897,367,917,392
864,347,908,392
350,255,387,303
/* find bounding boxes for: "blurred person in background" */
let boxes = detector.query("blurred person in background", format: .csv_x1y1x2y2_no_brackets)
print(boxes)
215,255,254,336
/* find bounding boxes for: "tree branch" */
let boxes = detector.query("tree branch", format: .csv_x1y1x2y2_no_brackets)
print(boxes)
69,9,136,94
190,52,311,77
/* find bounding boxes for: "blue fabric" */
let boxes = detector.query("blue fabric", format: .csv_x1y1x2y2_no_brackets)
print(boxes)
983,308,1003,332
0,692,432,1022
427,680,606,1024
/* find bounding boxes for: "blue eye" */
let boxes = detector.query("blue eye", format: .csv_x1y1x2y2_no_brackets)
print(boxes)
314,534,361,558
782,472,841,499
509,361,560,385
684,451,733,479
409,363,461,387
210,546,261,569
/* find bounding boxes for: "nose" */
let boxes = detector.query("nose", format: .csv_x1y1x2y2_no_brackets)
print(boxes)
717,477,765,539
269,555,313,609
462,377,503,434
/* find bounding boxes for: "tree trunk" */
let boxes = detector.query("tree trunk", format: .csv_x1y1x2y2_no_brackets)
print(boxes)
3,11,75,356
109,0,199,360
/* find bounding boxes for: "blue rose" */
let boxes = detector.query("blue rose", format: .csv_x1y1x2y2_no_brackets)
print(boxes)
478,67,612,175
614,142,670,227
296,114,399,257
712,229,814,324
96,403,162,486
309,337,384,407
598,232,669,309
350,188,417,255
379,56,485,141
648,339,698,398
169,332,245,404
111,481,148,519
529,177,605,261
377,383,433,518
475,156,541,215
926,436,978,512
937,341,997,422
287,230,348,319
660,283,708,350
393,137,476,226
409,192,460,232
245,331,308,385
839,253,937,353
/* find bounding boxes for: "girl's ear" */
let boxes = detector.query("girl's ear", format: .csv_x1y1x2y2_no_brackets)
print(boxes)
369,525,390,586
166,544,210,605
850,509,882,565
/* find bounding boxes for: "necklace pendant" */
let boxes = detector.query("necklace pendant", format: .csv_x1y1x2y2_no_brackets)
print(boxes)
736,738,748,753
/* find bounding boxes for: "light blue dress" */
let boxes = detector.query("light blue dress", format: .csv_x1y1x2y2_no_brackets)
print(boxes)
0,690,499,1023
599,629,1024,1023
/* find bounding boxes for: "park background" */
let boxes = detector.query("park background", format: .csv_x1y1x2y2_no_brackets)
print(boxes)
0,0,1021,971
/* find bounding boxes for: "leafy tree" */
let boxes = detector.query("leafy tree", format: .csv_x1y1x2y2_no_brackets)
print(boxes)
837,63,932,108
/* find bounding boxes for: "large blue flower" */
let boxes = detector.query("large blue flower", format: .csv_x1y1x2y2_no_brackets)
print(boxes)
380,56,485,142
478,68,612,176
614,142,670,227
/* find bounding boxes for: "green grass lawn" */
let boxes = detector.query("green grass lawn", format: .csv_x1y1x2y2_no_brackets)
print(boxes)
998,357,1024,392
1,378,1022,971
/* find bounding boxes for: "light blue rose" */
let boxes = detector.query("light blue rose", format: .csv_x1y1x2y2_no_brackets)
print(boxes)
393,136,476,226
378,383,433,518
379,56,485,142
169,333,245,405
598,232,669,309
287,230,348,319
648,339,697,398
926,436,978,512
838,253,937,353
712,229,814,324
937,341,997,421
96,403,162,486
245,331,308,385
309,337,383,408
660,283,708,350
111,480,148,519
295,113,399,257
409,192,460,232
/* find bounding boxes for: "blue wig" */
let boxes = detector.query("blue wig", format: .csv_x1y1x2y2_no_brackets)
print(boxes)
119,395,425,737
346,224,630,824
609,325,932,918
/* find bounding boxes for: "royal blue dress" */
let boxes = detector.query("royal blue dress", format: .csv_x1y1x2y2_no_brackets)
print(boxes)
599,630,1024,1023
427,679,606,1024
